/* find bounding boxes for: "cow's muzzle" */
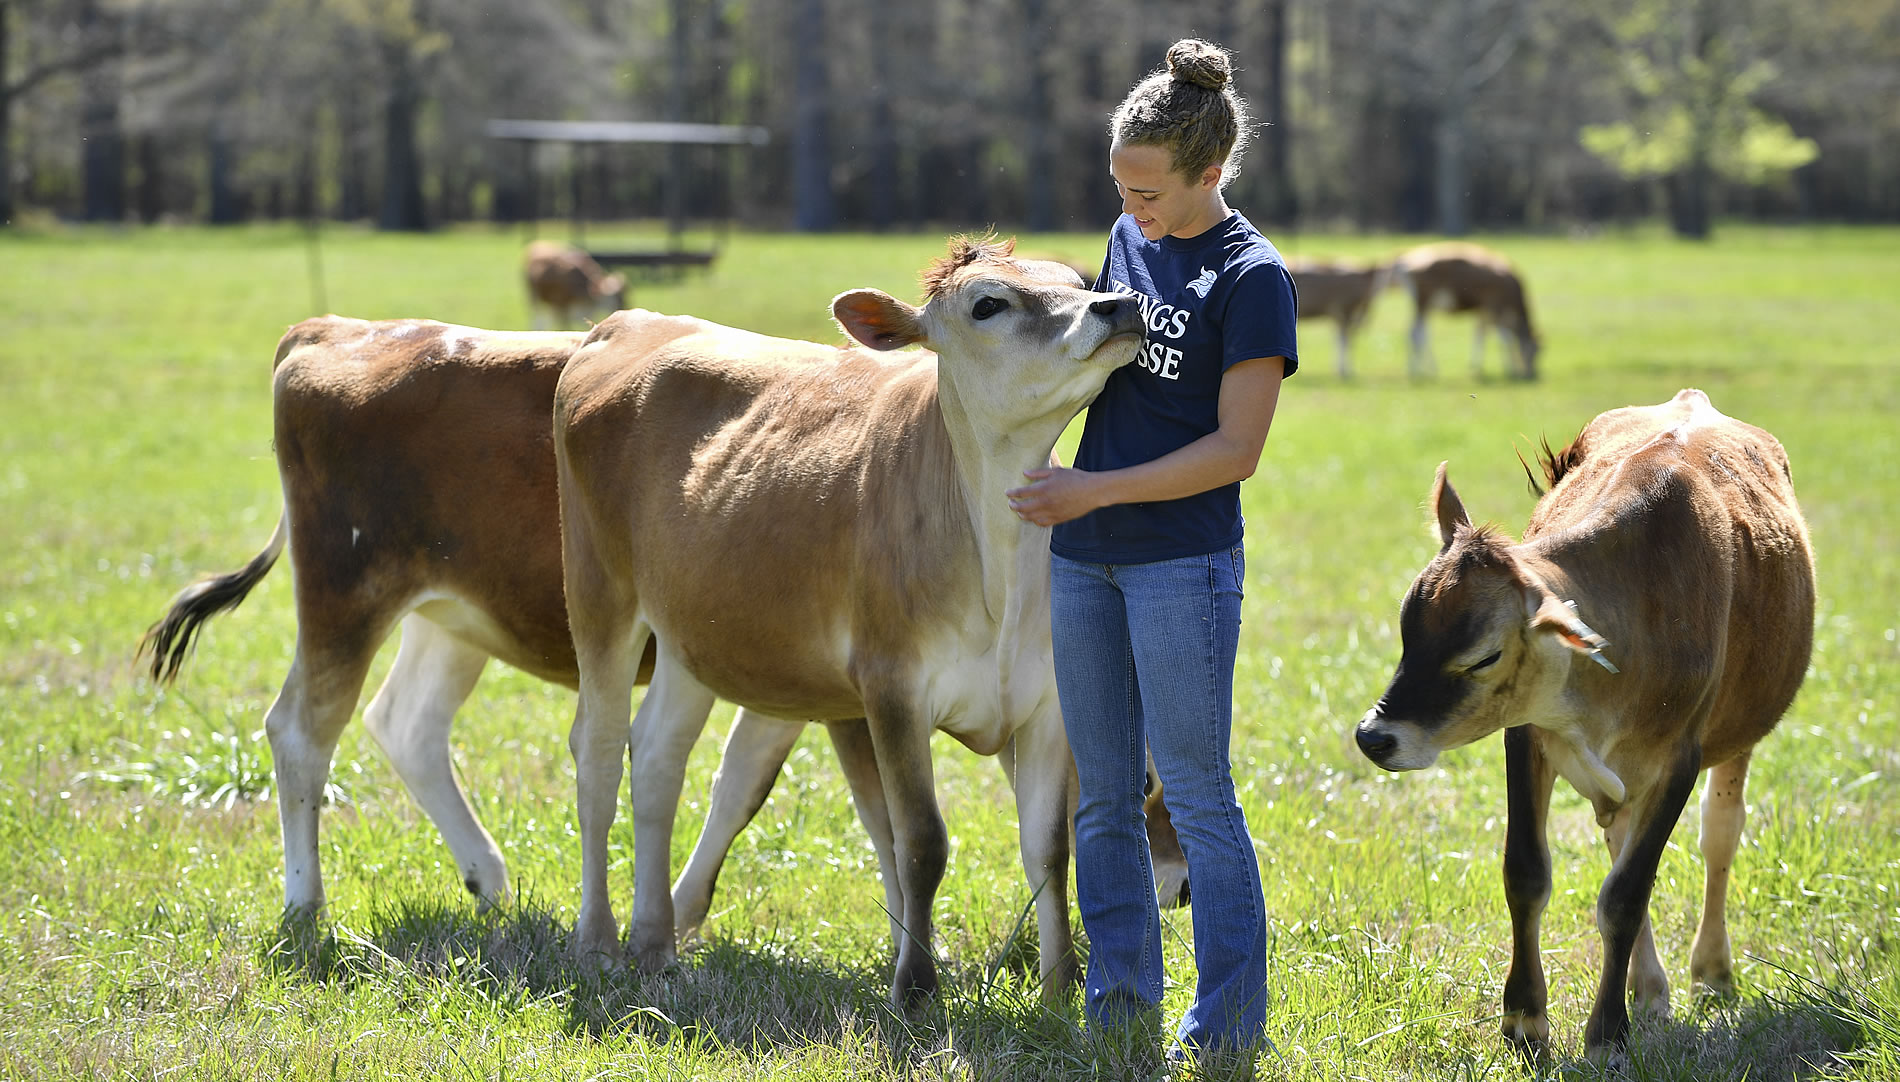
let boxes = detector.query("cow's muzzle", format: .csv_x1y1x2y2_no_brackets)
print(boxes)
1354,709,1433,771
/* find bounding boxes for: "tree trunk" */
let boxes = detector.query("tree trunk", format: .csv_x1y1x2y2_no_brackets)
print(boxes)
378,43,427,231
665,0,689,238
0,0,12,226
78,4,125,223
1434,100,1470,236
1259,0,1297,225
864,0,897,230
208,116,240,224
1020,0,1054,232
790,0,832,231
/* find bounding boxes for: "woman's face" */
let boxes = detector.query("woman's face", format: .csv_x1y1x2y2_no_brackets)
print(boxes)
1109,141,1224,241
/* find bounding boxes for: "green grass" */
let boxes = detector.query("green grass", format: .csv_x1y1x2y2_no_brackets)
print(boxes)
1,221,1896,1080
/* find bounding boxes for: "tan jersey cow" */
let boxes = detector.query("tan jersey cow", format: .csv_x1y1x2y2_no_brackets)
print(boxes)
1287,257,1386,379
1354,389,1814,1058
1393,242,1540,380
554,236,1147,1006
524,241,627,330
140,315,1187,945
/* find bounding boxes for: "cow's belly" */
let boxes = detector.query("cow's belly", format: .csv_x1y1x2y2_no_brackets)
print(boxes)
413,593,579,688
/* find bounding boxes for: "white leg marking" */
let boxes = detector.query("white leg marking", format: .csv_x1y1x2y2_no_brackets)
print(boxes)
673,708,806,941
1692,753,1750,995
361,614,503,907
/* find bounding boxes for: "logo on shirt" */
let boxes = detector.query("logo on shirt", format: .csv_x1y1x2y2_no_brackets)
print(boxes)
1186,267,1217,298
1108,275,1197,381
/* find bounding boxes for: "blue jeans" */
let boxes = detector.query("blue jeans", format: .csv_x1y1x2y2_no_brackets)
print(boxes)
1052,549,1269,1055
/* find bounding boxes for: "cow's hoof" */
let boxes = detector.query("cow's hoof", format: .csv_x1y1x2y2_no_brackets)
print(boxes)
1501,1010,1548,1059
571,911,624,970
629,942,678,975
1691,964,1737,1000
1584,1040,1630,1074
1156,870,1191,910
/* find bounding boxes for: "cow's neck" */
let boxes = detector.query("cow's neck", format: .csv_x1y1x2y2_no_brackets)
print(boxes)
933,376,1073,629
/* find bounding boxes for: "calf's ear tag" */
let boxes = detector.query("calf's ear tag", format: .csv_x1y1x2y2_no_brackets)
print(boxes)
1559,600,1620,674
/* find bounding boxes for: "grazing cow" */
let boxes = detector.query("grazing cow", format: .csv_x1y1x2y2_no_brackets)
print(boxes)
1353,389,1815,1058
553,236,1147,1005
525,241,627,329
1287,257,1386,379
1393,242,1540,380
141,315,1189,938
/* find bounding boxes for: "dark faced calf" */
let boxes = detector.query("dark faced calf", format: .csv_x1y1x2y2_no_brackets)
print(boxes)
1354,389,1814,1059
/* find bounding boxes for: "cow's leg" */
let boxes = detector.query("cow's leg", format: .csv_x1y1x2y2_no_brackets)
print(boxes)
1006,710,1080,1000
360,614,502,907
1143,754,1191,910
266,636,379,916
824,719,905,954
1335,319,1352,380
1584,742,1701,1058
864,687,947,1008
1691,750,1751,996
1501,725,1557,1053
568,622,645,967
1408,310,1431,377
624,643,718,972
672,708,807,942
1604,807,1670,1018
1470,318,1489,379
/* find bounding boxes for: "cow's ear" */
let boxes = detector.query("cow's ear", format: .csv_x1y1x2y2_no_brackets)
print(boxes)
833,289,924,351
1527,592,1620,673
1430,462,1471,549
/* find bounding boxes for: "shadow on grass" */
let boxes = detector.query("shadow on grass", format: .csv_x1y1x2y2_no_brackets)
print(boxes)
258,895,1893,1081
257,892,1159,1079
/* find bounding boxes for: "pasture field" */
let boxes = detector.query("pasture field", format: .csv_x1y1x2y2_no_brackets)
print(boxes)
0,222,1896,1080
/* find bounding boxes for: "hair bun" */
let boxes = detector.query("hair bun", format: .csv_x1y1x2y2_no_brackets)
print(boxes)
1166,39,1230,92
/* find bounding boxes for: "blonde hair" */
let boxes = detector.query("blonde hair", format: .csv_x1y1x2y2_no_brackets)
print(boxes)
1110,39,1251,187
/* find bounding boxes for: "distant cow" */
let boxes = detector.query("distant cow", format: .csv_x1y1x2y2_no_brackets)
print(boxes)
1287,258,1386,379
553,236,1147,1005
1393,242,1540,380
140,315,1187,945
1353,389,1814,1058
525,241,627,329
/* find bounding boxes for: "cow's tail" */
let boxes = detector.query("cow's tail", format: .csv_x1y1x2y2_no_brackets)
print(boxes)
140,512,288,685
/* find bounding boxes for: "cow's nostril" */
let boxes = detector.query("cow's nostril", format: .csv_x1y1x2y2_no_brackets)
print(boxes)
1354,724,1397,762
1089,298,1121,316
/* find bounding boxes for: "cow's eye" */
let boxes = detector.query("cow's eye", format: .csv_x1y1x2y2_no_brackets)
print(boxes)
1468,650,1503,673
972,296,1009,321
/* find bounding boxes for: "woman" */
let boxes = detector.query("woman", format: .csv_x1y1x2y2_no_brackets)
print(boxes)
1007,38,1297,1061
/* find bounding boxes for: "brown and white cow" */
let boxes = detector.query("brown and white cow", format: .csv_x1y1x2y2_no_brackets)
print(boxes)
1287,257,1387,379
141,315,1188,946
1353,389,1815,1058
1393,242,1540,380
553,236,1147,1005
525,241,627,330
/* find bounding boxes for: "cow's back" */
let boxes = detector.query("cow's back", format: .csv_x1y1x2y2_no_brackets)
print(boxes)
272,316,584,683
1527,389,1814,761
557,310,979,719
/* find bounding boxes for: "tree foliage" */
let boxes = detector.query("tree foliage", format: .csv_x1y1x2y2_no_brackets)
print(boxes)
4,0,1897,231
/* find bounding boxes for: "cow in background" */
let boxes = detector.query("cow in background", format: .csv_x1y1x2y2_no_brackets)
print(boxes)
1394,242,1540,380
554,237,1147,1005
1354,389,1814,1059
1287,257,1387,379
525,241,627,329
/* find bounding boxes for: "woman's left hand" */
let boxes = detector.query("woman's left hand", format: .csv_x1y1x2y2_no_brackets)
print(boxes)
1007,466,1103,527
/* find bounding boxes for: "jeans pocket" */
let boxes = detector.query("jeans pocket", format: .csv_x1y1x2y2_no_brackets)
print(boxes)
1229,547,1246,595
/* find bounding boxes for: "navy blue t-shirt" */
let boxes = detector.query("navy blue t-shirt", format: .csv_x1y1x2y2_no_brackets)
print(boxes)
1051,211,1299,565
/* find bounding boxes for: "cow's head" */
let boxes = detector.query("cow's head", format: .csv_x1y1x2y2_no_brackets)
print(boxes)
594,273,628,317
830,235,1145,436
1354,463,1617,772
